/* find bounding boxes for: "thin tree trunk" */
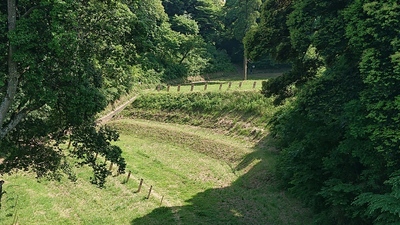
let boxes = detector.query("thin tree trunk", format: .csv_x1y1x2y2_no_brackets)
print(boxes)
0,0,20,134
243,0,248,80
243,54,248,80
179,50,191,65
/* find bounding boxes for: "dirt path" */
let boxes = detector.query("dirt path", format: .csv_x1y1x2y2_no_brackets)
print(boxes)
97,95,138,124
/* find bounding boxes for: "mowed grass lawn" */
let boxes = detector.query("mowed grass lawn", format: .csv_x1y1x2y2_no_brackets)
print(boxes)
0,118,311,225
158,80,263,93
148,68,285,94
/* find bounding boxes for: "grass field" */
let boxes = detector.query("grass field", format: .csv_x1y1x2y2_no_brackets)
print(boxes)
0,118,311,225
0,68,313,224
157,80,262,93
153,68,284,94
113,119,312,225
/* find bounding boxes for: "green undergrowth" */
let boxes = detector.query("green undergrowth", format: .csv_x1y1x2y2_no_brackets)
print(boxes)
121,91,281,140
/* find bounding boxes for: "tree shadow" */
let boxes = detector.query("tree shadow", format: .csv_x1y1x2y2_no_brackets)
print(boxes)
130,135,312,225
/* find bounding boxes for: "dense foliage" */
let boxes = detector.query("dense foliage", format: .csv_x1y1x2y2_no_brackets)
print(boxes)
0,0,142,187
0,0,263,186
246,0,400,224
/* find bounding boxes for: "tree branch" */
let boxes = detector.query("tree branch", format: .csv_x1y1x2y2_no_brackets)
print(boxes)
0,108,29,139
0,0,20,130
179,49,191,64
21,6,41,18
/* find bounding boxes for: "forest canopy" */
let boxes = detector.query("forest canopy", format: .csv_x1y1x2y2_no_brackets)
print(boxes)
245,0,400,224
0,0,255,186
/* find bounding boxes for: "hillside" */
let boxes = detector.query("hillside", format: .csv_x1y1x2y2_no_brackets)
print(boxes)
120,90,278,141
112,119,312,224
0,77,312,224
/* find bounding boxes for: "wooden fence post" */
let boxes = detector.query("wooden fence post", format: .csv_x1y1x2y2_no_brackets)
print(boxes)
67,137,72,149
109,162,113,171
253,81,257,89
239,81,242,88
0,180,4,209
177,85,181,92
160,196,164,206
167,85,170,92
126,171,131,183
228,82,232,89
137,179,144,193
219,83,223,90
146,185,153,199
204,82,208,91
191,83,194,91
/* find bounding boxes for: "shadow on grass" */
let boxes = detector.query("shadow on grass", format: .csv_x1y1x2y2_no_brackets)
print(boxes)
130,136,312,225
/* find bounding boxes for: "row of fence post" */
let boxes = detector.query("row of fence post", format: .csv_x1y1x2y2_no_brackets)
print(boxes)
66,119,164,206
156,81,258,92
123,170,163,205
94,155,164,205
93,153,165,205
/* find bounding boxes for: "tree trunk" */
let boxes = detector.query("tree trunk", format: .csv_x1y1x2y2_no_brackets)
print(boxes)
0,0,20,135
243,0,248,80
243,54,248,80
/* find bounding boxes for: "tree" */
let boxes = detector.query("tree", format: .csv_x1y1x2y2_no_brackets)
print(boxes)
244,0,323,104
224,0,262,80
132,0,214,80
161,0,234,75
156,21,208,80
171,14,200,35
247,0,400,223
162,0,224,41
0,0,139,187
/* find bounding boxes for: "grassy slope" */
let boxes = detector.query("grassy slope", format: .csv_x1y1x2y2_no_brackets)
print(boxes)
0,118,311,225
112,119,312,225
120,91,279,143
0,69,312,224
